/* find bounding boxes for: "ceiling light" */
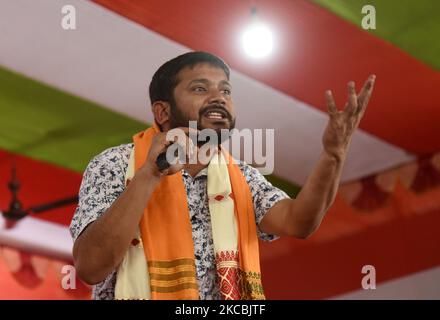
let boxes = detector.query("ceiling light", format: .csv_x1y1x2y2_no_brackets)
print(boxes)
241,7,274,59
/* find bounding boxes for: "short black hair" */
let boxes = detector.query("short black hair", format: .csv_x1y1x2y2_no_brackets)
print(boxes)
149,51,230,105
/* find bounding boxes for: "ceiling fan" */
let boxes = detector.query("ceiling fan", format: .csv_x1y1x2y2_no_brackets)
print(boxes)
1,165,78,228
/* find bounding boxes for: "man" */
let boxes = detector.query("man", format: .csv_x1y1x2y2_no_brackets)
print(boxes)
70,51,375,300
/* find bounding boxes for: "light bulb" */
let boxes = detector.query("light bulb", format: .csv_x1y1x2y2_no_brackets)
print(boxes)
241,22,274,59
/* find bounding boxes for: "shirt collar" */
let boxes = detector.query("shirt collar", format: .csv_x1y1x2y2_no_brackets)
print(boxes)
182,167,208,179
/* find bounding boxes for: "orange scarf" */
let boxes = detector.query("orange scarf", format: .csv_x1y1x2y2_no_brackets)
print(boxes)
133,125,265,300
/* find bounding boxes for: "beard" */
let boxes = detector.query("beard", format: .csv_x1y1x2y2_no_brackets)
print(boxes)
168,99,236,146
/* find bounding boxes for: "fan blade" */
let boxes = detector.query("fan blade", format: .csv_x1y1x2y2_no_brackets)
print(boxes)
28,196,78,214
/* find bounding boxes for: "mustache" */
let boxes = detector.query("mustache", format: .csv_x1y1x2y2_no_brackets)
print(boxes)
198,104,233,121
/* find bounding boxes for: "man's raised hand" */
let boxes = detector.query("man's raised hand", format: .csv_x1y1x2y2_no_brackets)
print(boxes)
322,75,376,160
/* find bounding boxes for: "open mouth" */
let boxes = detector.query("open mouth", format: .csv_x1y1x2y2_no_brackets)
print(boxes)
203,109,228,121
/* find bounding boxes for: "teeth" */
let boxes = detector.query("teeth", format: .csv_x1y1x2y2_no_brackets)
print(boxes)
206,111,223,119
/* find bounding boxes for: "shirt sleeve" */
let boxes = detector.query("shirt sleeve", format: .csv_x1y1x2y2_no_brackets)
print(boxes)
240,162,291,242
69,146,129,242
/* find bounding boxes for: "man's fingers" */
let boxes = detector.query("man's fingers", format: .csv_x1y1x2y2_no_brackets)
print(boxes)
357,74,376,114
345,81,357,115
187,137,197,160
174,136,198,162
325,90,338,115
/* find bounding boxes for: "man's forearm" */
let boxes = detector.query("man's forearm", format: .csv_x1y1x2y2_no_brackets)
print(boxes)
73,168,160,285
287,149,346,237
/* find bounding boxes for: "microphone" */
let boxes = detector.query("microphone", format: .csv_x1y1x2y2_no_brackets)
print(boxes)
156,151,171,172
155,143,185,173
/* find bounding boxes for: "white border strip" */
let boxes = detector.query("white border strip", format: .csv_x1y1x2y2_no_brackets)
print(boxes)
0,214,72,261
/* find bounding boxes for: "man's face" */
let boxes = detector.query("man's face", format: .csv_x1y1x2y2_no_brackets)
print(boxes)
168,63,236,140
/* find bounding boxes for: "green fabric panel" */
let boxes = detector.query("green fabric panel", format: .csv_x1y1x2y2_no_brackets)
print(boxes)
312,0,440,71
0,66,147,172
